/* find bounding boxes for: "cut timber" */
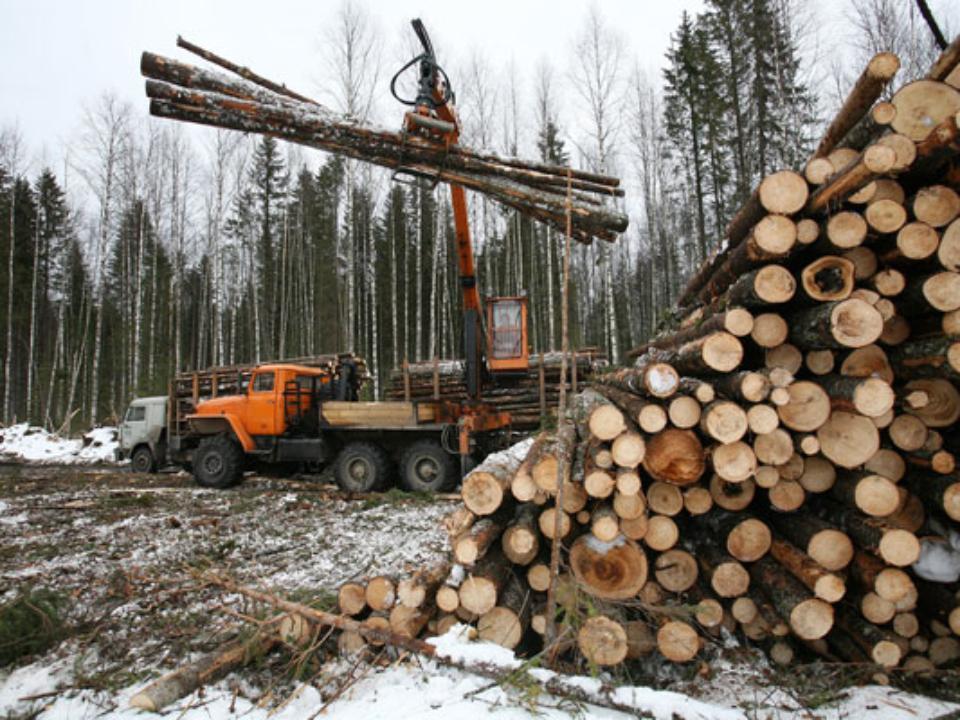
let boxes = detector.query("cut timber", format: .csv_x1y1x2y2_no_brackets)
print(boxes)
826,211,869,248
871,268,906,297
644,515,679,551
477,575,529,650
501,506,541,565
610,432,645,469
817,411,880,468
578,616,628,666
940,218,960,270
129,630,278,712
889,336,960,383
654,549,699,593
338,582,367,616
711,441,758,483
727,517,772,562
454,517,504,566
366,576,396,611
511,434,548,502
865,199,907,234
777,381,831,432
791,299,883,349
696,542,751,598
647,481,684,516
538,507,571,539
747,404,780,434
767,513,853,571
459,550,510,615
770,538,846,603
532,423,576,494
613,490,647,520
592,385,667,433
818,500,921,567
569,534,648,600
630,310,753,358
669,332,744,374
390,605,431,640
819,375,896,418
891,80,960,141
590,502,621,542
831,471,901,517
751,313,789,348
463,444,527,515
906,378,960,427
727,265,796,307
903,472,960,521
812,52,900,159
865,448,906,482
398,562,450,608
904,271,960,312
683,486,713,516
436,586,460,613
841,344,894,383
696,216,797,303
801,256,855,302
713,370,774,403
806,350,836,375
711,473,756,511
844,246,879,280
754,429,795,466
836,609,903,667
593,365,679,399
657,621,701,662
759,170,809,214
700,400,749,443
668,395,701,428
750,556,834,640
642,428,705,486
807,145,897,214
769,480,806,512
766,344,803,374
889,414,928,452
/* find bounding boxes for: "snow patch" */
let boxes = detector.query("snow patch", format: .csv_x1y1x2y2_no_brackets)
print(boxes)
585,533,626,554
0,424,119,465
913,531,960,583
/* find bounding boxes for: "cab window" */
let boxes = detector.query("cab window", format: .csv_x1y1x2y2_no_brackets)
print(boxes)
252,371,275,393
125,406,146,422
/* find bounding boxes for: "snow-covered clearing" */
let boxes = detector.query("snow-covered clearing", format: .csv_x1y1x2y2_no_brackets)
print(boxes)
0,467,957,720
0,423,119,465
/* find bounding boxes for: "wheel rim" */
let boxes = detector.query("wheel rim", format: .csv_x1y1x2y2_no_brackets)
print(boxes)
133,453,149,471
203,452,224,477
347,457,372,484
412,454,440,484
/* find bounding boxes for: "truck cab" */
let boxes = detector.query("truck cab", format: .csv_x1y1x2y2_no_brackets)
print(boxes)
117,396,168,472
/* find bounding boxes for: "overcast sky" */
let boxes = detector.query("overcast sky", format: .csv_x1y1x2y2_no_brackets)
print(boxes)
1,0,709,167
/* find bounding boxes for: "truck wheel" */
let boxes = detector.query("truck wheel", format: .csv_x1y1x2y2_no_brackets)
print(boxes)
130,446,156,473
399,440,457,493
334,442,391,492
194,435,244,489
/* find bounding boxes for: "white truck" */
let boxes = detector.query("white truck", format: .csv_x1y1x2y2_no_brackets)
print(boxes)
115,396,168,472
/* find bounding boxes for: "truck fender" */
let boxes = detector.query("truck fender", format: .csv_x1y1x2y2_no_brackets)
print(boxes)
186,413,256,453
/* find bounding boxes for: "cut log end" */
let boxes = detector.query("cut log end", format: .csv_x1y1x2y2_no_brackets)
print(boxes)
578,616,628,666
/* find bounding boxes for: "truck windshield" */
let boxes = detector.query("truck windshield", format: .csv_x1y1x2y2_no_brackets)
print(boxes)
252,372,275,392
125,406,146,422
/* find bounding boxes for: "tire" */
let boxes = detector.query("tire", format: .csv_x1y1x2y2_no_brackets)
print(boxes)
399,440,458,493
193,435,245,489
130,445,156,473
334,442,391,493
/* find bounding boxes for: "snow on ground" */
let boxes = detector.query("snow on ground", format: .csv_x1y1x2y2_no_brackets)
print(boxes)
1,626,957,720
0,423,119,465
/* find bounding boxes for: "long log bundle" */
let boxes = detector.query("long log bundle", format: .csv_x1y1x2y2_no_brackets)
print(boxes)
314,42,960,676
139,39,627,244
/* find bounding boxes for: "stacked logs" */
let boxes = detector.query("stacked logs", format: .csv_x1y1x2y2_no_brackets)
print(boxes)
384,351,607,430
328,41,960,674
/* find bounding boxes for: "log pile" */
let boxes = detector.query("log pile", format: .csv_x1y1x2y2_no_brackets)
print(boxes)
139,38,627,244
319,43,960,675
384,350,607,430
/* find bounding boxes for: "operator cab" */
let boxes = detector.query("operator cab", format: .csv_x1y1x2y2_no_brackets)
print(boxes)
486,296,529,375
